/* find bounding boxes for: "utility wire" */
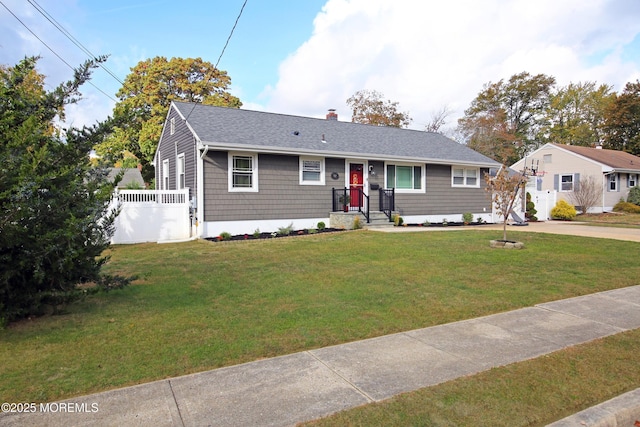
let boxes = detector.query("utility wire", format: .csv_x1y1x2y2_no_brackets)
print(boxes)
183,0,248,123
0,0,117,103
27,0,125,86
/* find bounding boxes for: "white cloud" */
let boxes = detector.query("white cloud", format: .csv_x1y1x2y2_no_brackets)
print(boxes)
266,0,640,131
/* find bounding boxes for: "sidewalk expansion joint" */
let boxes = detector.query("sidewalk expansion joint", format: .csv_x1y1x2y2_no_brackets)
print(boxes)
305,351,377,403
168,379,186,427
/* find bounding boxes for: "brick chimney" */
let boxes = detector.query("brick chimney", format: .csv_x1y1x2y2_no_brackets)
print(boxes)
326,109,338,121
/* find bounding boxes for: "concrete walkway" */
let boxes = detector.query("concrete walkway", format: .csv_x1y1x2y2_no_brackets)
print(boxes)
371,220,640,243
3,285,640,427
2,221,640,426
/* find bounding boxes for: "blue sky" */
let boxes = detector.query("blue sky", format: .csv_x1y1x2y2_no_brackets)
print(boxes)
2,0,640,135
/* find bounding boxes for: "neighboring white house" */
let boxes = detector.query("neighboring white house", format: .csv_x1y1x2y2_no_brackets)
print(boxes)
511,143,640,213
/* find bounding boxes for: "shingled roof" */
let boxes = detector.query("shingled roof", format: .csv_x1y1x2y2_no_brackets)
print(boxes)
554,144,640,173
172,102,499,167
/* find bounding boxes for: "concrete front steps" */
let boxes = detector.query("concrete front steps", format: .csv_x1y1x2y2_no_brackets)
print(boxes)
362,211,396,229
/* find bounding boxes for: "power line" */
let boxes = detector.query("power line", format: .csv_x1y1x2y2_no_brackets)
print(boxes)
0,0,117,103
26,0,125,86
183,0,248,123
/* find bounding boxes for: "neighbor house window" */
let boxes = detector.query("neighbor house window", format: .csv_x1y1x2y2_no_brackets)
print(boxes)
628,174,637,187
162,159,169,189
560,174,573,192
543,154,552,163
386,164,424,192
228,152,258,192
608,173,618,191
452,167,479,187
170,117,175,135
177,153,185,189
299,157,325,185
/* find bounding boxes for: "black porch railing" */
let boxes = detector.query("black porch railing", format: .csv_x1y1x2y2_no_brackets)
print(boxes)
379,188,395,221
332,187,369,223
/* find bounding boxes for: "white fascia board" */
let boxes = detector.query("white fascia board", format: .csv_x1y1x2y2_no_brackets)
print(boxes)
198,142,498,168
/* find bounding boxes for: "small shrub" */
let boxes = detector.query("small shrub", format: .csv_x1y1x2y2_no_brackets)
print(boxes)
277,222,294,235
525,192,538,221
442,218,448,226
462,212,473,224
219,231,232,241
551,200,577,220
614,200,640,213
253,228,261,238
353,215,362,230
308,228,318,234
393,214,404,226
628,186,640,206
317,221,326,230
422,219,430,226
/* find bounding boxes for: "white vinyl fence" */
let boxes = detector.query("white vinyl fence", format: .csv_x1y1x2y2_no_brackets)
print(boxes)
110,189,191,244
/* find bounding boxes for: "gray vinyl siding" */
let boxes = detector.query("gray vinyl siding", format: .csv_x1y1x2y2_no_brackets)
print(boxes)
202,152,491,221
203,151,344,221
155,108,196,200
394,164,491,215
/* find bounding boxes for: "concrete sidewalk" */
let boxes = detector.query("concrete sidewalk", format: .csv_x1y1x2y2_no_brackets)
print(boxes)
3,285,640,427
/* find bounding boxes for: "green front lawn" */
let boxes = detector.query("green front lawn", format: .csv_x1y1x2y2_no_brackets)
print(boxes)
1,230,639,424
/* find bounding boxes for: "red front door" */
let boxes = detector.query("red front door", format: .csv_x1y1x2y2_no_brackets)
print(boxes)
349,164,364,208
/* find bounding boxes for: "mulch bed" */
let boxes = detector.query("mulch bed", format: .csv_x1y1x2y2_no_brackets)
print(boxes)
205,228,346,242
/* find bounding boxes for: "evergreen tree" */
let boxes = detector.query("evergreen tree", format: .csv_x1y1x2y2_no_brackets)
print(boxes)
0,56,127,326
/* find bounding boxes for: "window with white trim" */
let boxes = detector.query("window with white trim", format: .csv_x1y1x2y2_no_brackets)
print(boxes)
228,153,258,192
162,159,169,189
386,163,424,192
629,174,637,187
560,174,573,192
299,157,325,185
452,167,479,187
177,153,185,189
608,173,618,191
170,117,175,135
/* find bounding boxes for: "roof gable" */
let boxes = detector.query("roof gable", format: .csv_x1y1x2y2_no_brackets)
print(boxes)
552,144,640,172
169,101,499,167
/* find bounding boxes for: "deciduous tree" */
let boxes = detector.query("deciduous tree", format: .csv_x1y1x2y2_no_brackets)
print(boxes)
95,57,242,181
458,72,555,164
485,166,527,242
543,82,614,147
0,56,127,326
346,89,412,128
602,80,640,155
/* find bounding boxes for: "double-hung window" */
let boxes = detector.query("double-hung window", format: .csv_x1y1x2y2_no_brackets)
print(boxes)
177,153,185,189
162,159,170,189
609,173,618,191
629,174,637,187
386,164,424,192
452,167,479,187
299,157,325,185
228,153,258,192
560,174,573,192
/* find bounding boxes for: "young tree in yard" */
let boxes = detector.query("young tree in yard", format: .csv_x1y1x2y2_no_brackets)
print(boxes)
485,166,527,242
568,175,602,214
346,89,412,128
95,57,242,181
0,57,128,326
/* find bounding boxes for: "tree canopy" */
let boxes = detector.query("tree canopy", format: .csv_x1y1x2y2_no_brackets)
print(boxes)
346,89,412,128
458,72,555,165
95,56,242,181
603,80,640,155
0,57,127,326
459,72,640,162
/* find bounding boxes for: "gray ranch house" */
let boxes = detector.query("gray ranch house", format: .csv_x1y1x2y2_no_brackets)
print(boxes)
154,101,500,238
